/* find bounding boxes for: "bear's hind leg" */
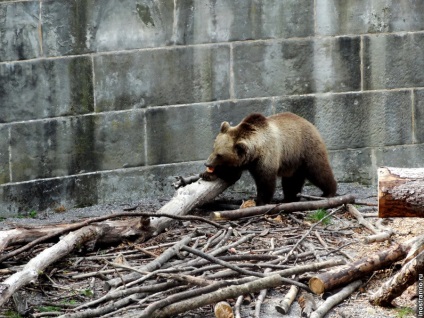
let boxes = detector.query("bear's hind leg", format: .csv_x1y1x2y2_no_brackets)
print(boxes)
305,160,337,197
281,170,306,203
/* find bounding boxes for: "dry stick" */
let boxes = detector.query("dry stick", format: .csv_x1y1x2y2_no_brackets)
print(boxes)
136,279,233,318
156,273,214,287
106,233,196,289
254,268,272,318
270,259,345,277
201,229,225,251
59,292,146,318
364,219,395,243
310,280,362,318
206,259,343,288
346,204,378,234
74,281,179,311
234,295,244,318
282,206,344,263
149,274,286,318
180,245,265,278
182,233,255,267
314,230,329,249
182,245,310,289
211,227,234,250
346,204,394,243
211,194,355,221
0,226,103,307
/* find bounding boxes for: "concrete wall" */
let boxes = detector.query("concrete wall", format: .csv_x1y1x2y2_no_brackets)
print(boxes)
1,0,424,215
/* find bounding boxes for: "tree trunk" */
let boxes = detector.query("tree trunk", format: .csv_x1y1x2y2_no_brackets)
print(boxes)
308,236,423,294
151,178,230,235
378,167,424,218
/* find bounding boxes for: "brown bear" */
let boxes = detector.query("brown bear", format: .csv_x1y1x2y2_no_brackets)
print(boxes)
201,112,337,205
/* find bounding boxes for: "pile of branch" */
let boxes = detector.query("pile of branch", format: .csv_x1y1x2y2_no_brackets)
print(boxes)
0,170,423,317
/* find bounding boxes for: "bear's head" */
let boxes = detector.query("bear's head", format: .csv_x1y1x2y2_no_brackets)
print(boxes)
205,113,267,172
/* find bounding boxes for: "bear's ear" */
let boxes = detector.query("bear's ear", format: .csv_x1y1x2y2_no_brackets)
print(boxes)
220,121,230,133
235,142,248,157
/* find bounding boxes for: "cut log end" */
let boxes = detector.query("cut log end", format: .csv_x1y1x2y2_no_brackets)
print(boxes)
308,277,325,295
378,167,424,218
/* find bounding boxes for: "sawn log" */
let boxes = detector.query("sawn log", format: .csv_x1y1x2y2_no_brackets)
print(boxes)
378,167,424,218
308,235,424,294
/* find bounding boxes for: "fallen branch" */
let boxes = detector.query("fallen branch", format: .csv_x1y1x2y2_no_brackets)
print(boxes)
0,226,103,307
346,204,378,234
106,233,196,289
148,274,286,318
310,280,362,318
254,268,272,318
0,211,223,264
308,236,423,294
211,195,355,221
151,178,230,235
137,279,232,318
234,295,244,318
370,250,424,306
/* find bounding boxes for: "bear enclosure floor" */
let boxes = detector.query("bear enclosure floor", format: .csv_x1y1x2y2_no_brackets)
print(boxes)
0,183,422,318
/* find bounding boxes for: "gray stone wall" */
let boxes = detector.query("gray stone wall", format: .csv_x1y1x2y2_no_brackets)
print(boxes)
1,0,424,215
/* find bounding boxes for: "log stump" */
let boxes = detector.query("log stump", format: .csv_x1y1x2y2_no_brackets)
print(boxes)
378,167,424,218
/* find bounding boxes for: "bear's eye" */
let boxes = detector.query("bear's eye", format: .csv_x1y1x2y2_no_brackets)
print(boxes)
216,154,222,159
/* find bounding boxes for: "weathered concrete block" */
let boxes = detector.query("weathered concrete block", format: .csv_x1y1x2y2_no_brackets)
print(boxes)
10,112,145,182
174,0,313,44
0,162,206,216
329,148,374,185
0,57,93,123
0,126,9,184
42,0,174,56
373,144,424,178
0,173,101,216
233,37,360,99
317,0,424,36
364,33,424,90
94,45,230,111
145,99,273,165
93,111,146,170
413,89,424,144
10,117,98,182
274,95,318,124
275,90,412,150
0,1,41,62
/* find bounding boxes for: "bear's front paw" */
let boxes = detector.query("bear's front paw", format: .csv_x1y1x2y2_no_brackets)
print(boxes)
200,170,218,181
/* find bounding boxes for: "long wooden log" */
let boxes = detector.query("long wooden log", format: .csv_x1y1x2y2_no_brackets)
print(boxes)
151,178,230,234
308,235,423,294
310,280,362,318
378,167,424,217
370,250,424,306
0,226,103,307
210,194,355,221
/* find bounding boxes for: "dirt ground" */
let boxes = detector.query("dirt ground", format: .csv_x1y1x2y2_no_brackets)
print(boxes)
0,182,422,318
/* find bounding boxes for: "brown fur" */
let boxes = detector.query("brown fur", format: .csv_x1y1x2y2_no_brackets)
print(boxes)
202,112,337,205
